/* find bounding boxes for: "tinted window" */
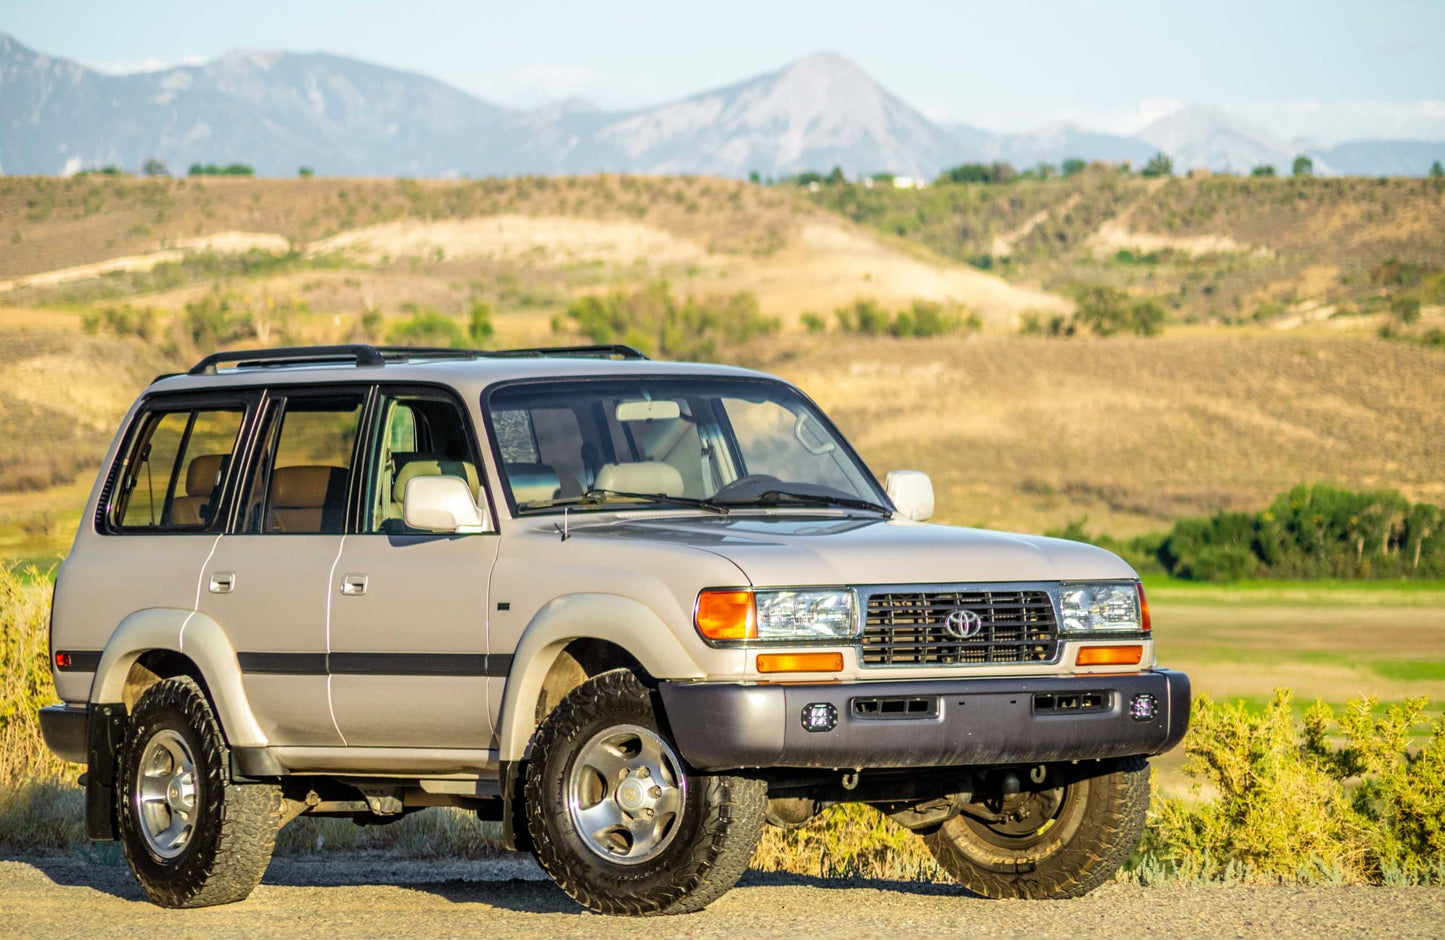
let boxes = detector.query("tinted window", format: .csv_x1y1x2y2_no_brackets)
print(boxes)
111,407,245,531
363,392,482,534
242,395,364,534
486,379,882,513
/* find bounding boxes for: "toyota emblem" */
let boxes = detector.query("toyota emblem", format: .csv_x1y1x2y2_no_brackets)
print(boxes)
943,608,983,639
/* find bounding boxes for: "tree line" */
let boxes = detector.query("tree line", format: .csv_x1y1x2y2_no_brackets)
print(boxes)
1055,484,1445,581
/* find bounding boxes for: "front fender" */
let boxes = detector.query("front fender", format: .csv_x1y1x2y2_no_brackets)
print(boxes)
90,607,268,748
496,593,724,762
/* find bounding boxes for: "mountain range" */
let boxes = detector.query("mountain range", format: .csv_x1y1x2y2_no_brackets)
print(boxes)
2,32,1441,180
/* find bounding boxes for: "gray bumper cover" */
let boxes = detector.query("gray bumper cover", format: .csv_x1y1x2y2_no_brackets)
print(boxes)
38,704,89,764
658,669,1190,772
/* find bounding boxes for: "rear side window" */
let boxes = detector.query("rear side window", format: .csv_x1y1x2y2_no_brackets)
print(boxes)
109,408,245,531
241,395,365,535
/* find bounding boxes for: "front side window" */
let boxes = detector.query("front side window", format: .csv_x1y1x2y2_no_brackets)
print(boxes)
242,395,364,534
486,379,885,514
110,407,245,531
363,391,484,534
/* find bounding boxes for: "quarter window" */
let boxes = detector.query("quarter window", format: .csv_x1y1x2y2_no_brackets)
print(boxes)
111,407,245,531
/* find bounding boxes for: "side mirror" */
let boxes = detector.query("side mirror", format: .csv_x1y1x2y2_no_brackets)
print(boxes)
886,470,934,522
403,475,489,533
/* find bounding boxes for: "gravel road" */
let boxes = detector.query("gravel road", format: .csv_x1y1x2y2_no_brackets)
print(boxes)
2,854,1441,939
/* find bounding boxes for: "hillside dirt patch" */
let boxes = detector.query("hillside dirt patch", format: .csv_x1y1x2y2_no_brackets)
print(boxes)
0,232,290,293
1088,216,1264,258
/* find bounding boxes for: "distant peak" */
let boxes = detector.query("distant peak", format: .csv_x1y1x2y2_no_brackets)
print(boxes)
218,47,282,70
556,95,600,114
785,50,869,76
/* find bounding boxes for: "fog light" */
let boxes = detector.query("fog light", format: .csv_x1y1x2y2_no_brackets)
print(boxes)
1130,693,1158,722
801,702,838,733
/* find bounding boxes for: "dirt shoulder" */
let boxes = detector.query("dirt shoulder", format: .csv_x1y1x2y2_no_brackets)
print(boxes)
2,855,1441,939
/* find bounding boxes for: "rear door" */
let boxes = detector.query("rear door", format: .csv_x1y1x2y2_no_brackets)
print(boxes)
197,386,368,747
57,393,255,703
327,385,498,748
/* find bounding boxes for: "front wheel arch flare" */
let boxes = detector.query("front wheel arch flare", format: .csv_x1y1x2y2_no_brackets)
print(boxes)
497,594,720,762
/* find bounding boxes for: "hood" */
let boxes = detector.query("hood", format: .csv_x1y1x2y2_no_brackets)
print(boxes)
571,513,1136,587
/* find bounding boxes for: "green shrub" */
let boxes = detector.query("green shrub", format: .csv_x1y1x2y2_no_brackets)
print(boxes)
467,300,495,346
1071,286,1168,336
388,309,467,348
565,282,778,361
1391,296,1422,325
835,298,892,336
1142,690,1445,884
835,298,977,338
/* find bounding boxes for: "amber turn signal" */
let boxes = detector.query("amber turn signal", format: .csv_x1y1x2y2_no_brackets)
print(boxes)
695,589,755,641
1076,645,1143,667
756,652,845,674
1137,582,1152,633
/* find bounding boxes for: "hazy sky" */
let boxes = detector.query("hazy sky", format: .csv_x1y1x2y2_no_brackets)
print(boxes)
4,0,1443,139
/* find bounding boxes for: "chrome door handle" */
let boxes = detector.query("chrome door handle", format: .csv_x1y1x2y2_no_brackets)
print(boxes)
208,571,236,594
340,574,369,596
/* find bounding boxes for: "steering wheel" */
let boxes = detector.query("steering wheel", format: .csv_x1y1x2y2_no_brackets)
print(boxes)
711,474,782,500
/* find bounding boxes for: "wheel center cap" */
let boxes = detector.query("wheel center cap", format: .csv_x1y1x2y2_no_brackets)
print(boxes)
616,779,647,812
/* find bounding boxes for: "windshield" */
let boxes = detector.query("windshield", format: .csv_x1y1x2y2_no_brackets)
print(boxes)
485,378,887,514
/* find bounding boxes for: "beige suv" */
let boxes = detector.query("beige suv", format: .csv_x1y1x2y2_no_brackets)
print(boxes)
41,344,1188,915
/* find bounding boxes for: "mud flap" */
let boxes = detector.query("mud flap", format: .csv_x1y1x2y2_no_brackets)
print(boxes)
84,704,127,842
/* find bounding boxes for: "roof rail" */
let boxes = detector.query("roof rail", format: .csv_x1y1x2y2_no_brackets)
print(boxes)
184,343,649,376
482,345,649,360
188,345,388,375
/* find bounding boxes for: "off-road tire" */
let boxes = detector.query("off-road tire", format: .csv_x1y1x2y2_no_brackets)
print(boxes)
116,676,284,908
923,757,1149,899
524,669,767,915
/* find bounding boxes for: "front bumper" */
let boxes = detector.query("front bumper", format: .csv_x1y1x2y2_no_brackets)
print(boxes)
658,669,1190,772
38,704,89,764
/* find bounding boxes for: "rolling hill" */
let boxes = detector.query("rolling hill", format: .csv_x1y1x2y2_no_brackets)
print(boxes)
0,172,1441,567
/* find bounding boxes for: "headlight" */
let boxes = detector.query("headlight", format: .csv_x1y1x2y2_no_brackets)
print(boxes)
756,590,858,641
1059,582,1143,633
695,588,858,643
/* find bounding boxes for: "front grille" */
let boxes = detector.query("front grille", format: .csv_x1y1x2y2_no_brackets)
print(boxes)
861,588,1058,667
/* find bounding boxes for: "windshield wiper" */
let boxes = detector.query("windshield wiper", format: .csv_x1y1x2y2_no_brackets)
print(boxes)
715,489,891,515
518,488,730,515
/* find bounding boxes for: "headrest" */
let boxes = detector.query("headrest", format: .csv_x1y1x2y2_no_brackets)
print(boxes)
393,458,480,503
506,462,562,505
185,454,227,498
594,461,685,498
270,465,343,508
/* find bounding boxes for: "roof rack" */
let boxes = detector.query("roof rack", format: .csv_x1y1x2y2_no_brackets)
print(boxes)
184,343,648,376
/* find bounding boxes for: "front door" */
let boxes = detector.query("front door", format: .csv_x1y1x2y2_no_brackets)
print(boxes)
327,387,498,748
198,388,367,747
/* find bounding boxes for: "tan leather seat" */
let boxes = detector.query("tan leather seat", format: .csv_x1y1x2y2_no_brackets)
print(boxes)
171,454,226,526
266,465,347,533
389,458,481,522
594,461,685,497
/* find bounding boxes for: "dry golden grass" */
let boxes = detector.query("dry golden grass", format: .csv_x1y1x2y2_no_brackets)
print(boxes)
0,175,807,278
0,173,1062,327
761,331,1445,535
809,172,1445,328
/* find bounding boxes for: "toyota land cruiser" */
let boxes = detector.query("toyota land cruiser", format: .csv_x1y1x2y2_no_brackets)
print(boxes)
40,343,1188,914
